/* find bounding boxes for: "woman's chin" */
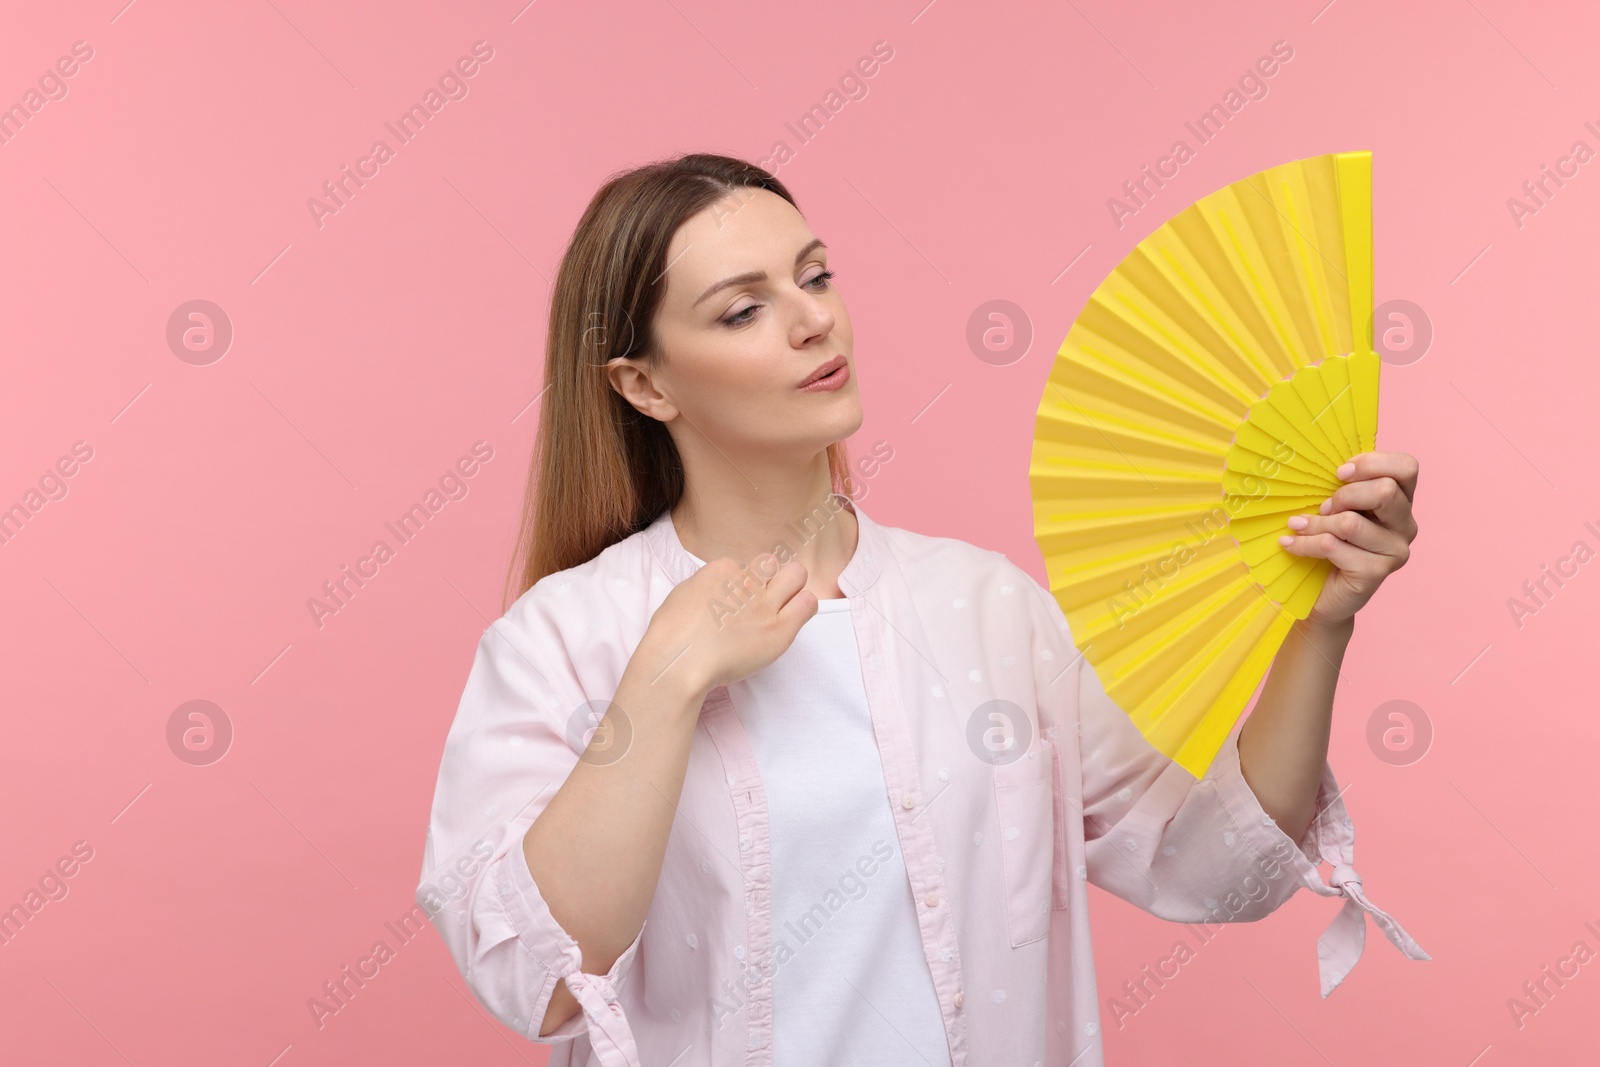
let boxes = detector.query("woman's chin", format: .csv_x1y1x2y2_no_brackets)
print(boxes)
825,402,865,440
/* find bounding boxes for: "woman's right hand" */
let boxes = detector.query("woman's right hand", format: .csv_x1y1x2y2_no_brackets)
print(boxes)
636,554,818,697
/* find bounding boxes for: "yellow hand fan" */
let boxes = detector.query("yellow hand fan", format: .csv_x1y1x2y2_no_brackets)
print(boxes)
1030,151,1378,779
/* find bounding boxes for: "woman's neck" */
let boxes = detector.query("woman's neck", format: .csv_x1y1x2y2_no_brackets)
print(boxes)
671,458,858,600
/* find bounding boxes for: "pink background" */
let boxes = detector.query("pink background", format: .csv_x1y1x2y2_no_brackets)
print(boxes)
3,0,1597,1063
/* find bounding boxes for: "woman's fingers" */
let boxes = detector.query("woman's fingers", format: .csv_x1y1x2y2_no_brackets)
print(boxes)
1282,508,1410,562
1319,476,1417,539
753,556,818,638
1321,451,1420,539
756,554,809,609
775,585,820,630
1338,451,1419,501
1274,451,1421,623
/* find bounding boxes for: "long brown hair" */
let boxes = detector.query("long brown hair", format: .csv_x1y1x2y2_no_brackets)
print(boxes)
502,152,854,610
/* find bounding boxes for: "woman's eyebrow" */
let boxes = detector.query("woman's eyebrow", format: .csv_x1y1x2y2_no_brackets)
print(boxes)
692,238,828,307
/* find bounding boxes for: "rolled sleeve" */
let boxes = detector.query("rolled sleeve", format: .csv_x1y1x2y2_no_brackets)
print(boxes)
496,830,646,1045
416,618,645,1066
1207,730,1432,995
1023,570,1429,997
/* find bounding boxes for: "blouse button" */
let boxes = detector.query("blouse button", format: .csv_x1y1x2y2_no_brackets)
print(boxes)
902,793,918,809
953,991,964,1009
924,893,939,907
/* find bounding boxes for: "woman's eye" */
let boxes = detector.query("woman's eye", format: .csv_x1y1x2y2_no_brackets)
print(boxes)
720,270,835,327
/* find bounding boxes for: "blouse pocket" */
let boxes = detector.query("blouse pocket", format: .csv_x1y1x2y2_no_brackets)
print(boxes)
992,737,1055,948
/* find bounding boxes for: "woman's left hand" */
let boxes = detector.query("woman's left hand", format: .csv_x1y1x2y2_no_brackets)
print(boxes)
1278,450,1420,629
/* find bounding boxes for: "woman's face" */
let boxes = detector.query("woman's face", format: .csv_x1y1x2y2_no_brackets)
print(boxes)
608,187,861,465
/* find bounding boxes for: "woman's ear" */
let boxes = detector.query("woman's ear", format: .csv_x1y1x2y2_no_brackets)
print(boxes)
606,359,679,423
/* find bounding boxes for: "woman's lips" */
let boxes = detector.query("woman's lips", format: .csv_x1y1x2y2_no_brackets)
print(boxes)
799,361,850,392
799,354,848,389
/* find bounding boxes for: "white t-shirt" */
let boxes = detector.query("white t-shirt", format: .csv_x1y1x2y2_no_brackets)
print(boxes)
708,585,951,1066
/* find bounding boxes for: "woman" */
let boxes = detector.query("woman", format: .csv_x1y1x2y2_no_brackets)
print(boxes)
416,152,1428,1066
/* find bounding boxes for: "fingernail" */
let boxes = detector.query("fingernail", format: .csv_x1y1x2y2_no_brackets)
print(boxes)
1277,534,1295,547
1319,499,1331,514
1287,515,1309,529
1336,462,1355,479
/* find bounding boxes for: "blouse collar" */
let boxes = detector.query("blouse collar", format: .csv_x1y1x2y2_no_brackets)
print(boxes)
644,492,885,596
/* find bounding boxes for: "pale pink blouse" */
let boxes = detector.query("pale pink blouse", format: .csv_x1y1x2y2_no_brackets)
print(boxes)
416,495,1429,1066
